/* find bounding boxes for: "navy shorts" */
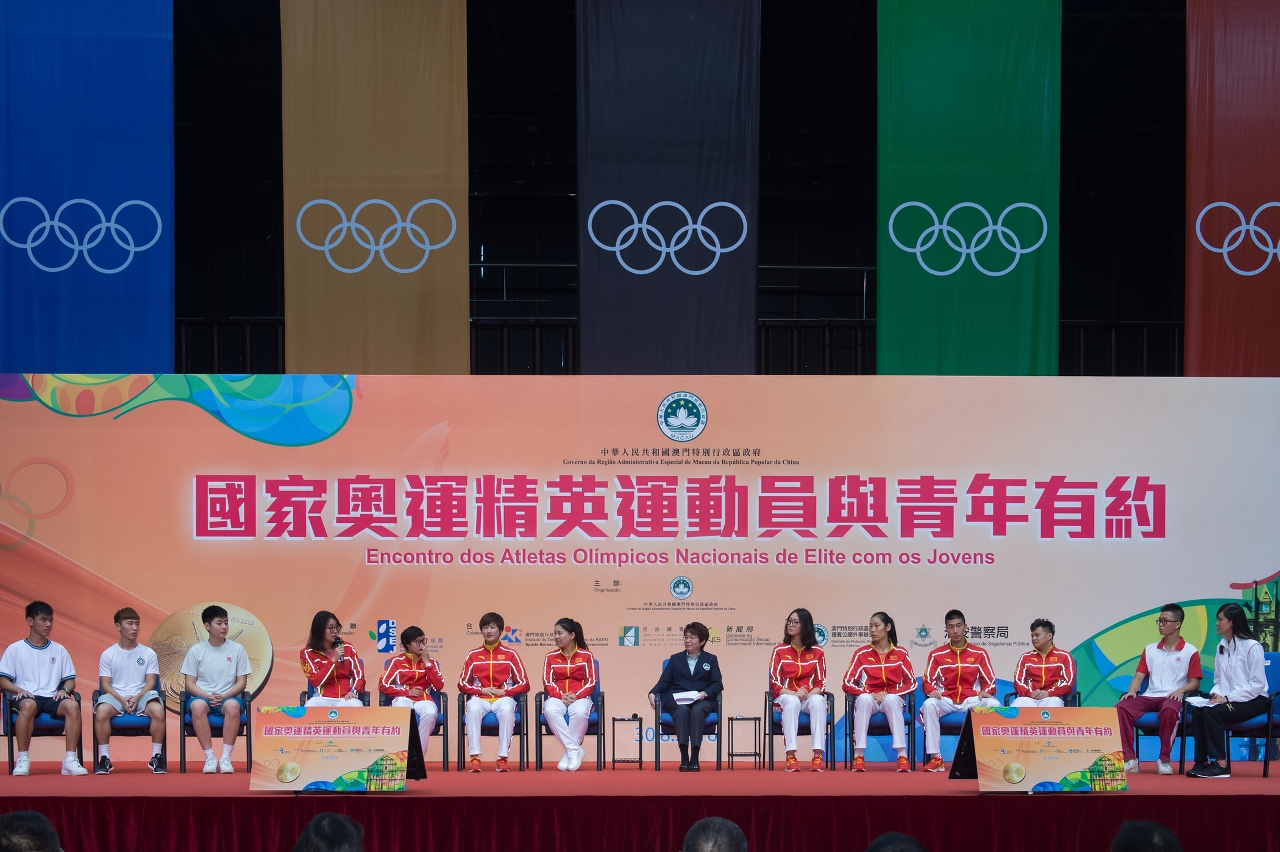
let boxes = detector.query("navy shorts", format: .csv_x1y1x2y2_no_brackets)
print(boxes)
19,695,69,717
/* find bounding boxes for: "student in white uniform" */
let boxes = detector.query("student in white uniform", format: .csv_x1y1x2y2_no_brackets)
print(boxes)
0,601,88,776
1187,603,1270,779
179,604,253,774
94,607,166,774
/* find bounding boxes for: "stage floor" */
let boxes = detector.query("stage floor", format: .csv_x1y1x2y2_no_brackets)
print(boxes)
2,759,1276,852
2,756,1273,796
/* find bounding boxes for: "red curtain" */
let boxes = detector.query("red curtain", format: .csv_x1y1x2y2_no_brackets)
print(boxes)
2,792,1274,852
1185,0,1280,375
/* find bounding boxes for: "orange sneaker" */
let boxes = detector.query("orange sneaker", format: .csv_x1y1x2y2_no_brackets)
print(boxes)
784,753,799,772
495,756,511,773
924,756,946,773
811,754,825,772
851,755,867,772
896,756,911,773
467,756,482,773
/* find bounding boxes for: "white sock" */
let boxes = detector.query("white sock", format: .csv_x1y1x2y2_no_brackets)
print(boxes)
203,748,215,759
222,744,233,760
17,751,28,761
65,751,76,762
152,743,163,756
99,745,110,758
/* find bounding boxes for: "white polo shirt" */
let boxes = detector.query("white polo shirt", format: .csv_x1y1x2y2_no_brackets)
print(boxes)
1136,637,1202,697
179,639,252,696
0,639,76,697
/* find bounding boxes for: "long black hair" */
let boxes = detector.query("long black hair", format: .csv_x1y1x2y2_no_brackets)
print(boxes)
307,610,341,654
554,617,587,650
786,608,819,649
1217,603,1256,642
870,611,899,647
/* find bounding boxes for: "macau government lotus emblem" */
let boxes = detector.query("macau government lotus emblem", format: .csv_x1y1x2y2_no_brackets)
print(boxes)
658,391,707,442
670,576,694,600
814,624,828,647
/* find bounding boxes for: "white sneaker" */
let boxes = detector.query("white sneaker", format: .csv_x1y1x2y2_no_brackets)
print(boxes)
557,751,571,771
61,756,88,776
13,756,30,776
1157,761,1173,775
1124,759,1140,774
567,747,585,771
202,756,218,774
218,757,235,774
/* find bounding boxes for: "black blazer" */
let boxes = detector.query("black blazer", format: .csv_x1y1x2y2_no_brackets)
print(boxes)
651,651,724,704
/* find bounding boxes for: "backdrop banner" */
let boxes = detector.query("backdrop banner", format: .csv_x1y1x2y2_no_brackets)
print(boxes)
577,0,760,374
0,1,173,373
877,0,1060,375
281,0,469,374
1,374,1274,764
1185,0,1280,376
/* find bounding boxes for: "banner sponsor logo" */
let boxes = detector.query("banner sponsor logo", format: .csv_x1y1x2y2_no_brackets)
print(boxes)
588,201,747,276
813,624,828,647
295,199,456,274
888,201,1048,277
669,576,694,600
619,626,638,646
1,198,163,274
374,619,396,653
1194,202,1280,276
500,627,522,644
910,625,936,650
657,392,707,442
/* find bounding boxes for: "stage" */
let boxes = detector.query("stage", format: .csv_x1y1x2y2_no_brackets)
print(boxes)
2,760,1275,852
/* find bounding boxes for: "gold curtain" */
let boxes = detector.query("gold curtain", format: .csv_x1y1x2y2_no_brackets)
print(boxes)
282,0,469,374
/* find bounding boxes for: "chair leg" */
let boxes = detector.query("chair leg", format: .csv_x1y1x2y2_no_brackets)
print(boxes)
179,721,186,773
245,720,252,773
535,720,542,771
442,716,449,772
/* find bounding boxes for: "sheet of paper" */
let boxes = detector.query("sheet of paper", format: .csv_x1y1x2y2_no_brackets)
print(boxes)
1184,696,1212,708
673,691,700,705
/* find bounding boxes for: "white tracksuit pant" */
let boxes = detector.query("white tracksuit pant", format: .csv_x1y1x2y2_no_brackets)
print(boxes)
466,696,516,757
852,693,907,750
390,696,439,745
775,693,827,752
1011,696,1065,708
305,696,363,707
920,694,999,755
543,696,592,754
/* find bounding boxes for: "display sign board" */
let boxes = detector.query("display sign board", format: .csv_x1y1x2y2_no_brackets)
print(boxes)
250,705,411,792
952,706,1126,793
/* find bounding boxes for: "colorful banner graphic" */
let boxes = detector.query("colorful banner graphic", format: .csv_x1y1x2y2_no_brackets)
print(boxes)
577,0,760,373
969,707,1125,793
877,0,1060,375
282,0,469,374
251,706,411,792
1185,0,1280,376
1,374,1275,763
0,1,173,373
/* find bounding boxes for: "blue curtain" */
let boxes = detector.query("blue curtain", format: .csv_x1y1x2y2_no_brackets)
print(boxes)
0,1,173,372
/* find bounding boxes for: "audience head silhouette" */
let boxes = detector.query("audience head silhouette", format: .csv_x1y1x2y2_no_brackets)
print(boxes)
1111,820,1183,852
683,816,747,852
293,813,364,852
0,811,61,852
865,831,928,852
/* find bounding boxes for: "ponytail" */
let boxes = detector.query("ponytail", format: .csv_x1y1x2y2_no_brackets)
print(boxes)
555,617,587,650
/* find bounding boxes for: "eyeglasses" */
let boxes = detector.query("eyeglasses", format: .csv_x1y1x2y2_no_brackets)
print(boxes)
1155,618,1181,626
786,618,800,625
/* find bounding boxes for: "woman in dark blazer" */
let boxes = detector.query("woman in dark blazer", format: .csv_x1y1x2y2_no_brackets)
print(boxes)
648,621,723,771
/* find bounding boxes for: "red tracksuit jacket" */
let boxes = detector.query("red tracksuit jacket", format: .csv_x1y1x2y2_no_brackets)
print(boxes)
379,652,445,699
1013,646,1076,697
458,643,530,698
769,643,826,698
924,642,996,702
300,642,366,698
842,644,916,696
542,647,596,700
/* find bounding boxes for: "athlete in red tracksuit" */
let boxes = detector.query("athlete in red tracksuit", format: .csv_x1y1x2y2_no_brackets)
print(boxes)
300,610,365,707
769,608,828,772
379,625,445,748
842,611,915,771
919,610,998,771
458,612,529,772
541,617,597,771
1012,619,1076,707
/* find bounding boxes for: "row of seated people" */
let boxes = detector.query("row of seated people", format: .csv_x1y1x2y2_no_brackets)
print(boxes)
2,601,1273,779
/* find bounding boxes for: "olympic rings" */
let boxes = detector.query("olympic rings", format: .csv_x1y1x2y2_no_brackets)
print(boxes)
296,199,456,274
0,198,162,274
587,200,748,275
888,201,1048,277
1196,202,1280,277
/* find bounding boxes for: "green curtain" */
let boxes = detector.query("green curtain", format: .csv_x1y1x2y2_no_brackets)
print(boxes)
877,0,1060,375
